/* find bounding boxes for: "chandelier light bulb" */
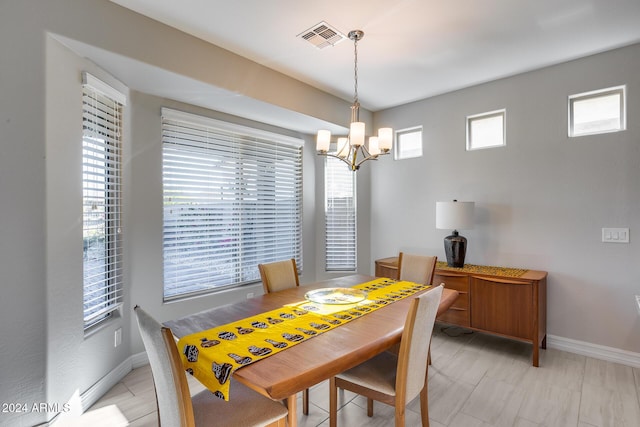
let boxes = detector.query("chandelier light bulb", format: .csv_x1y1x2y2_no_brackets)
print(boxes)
337,137,350,158
368,136,380,156
349,122,365,146
316,130,331,152
378,128,393,151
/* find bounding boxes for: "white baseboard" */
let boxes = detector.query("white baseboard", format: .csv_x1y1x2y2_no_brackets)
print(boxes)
131,351,149,369
547,334,640,368
79,352,148,409
50,352,149,426
79,358,134,412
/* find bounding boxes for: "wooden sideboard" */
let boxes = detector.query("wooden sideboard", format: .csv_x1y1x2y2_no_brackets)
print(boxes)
375,257,547,366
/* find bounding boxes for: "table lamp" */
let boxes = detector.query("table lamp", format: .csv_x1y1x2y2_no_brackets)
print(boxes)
436,200,475,267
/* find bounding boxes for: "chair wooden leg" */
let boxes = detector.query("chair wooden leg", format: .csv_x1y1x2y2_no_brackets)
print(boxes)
420,384,430,426
329,377,337,427
285,394,297,427
394,403,406,427
302,388,309,415
367,398,374,417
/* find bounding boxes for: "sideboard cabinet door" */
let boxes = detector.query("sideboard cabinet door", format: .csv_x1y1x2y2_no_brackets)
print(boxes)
470,277,533,340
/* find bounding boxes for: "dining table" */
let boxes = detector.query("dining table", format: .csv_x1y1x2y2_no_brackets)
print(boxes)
164,274,458,427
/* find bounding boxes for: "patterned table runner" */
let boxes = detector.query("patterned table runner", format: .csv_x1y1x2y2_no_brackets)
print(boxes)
436,261,528,277
177,278,430,400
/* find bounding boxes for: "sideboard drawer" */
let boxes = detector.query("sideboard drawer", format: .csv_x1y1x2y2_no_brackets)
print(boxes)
434,272,470,326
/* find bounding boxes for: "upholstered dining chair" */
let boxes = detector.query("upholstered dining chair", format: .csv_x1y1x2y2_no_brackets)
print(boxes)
329,285,444,427
258,258,300,294
397,253,458,365
134,306,288,427
397,252,437,285
257,258,310,415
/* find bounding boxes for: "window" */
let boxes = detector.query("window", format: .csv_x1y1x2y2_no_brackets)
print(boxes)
162,108,303,300
394,127,423,160
324,157,356,271
82,73,125,329
569,86,626,137
466,109,506,150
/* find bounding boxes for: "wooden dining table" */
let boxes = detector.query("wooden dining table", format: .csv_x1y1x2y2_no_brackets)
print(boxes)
165,274,458,427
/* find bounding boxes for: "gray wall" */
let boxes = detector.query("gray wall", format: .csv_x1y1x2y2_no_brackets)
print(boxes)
0,0,351,425
44,32,133,415
371,43,640,353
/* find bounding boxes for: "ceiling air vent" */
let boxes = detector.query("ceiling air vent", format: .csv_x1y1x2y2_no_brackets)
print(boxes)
298,21,347,49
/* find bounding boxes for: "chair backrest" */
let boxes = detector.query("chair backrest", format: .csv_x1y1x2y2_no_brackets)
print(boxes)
258,258,300,293
397,252,437,285
395,285,443,404
134,306,195,427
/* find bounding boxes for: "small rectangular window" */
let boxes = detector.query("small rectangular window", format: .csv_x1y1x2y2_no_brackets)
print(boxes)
569,86,626,137
466,109,506,151
467,109,507,151
394,127,423,160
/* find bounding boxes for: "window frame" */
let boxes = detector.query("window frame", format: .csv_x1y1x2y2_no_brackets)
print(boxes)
324,156,357,272
161,108,304,301
568,85,626,137
394,126,423,160
466,109,506,151
81,72,126,331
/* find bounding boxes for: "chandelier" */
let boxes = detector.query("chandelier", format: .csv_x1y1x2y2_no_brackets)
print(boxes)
315,30,393,171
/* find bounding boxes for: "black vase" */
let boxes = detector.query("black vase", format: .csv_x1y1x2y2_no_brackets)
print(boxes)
443,230,467,267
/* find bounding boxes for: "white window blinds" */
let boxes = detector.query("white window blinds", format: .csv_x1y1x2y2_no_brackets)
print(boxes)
82,72,125,329
325,157,357,271
162,108,303,300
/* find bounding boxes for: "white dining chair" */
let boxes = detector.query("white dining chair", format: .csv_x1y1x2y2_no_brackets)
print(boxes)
134,306,288,427
397,252,437,285
257,258,310,415
258,258,300,293
329,285,444,427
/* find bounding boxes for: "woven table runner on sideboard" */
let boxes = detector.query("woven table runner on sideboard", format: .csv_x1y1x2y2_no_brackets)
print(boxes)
436,261,528,277
177,278,430,401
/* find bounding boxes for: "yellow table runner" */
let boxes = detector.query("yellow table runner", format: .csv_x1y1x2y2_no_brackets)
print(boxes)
177,278,430,400
436,261,528,277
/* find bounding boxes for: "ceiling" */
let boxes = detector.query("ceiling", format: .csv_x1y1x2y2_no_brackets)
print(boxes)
101,0,640,130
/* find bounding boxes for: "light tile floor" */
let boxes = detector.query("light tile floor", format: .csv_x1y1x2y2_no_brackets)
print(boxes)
87,326,640,426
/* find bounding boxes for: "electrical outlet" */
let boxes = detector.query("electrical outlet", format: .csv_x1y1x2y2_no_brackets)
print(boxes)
114,328,122,347
246,292,254,299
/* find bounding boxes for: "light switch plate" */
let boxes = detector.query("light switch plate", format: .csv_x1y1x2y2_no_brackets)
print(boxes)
602,227,629,243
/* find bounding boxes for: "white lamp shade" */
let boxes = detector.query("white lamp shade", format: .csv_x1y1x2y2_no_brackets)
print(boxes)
378,127,393,150
316,130,331,152
349,122,365,146
436,201,475,230
368,136,380,156
337,137,350,158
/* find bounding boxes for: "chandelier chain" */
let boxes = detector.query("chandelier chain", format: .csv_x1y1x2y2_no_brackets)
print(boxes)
353,36,359,105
